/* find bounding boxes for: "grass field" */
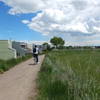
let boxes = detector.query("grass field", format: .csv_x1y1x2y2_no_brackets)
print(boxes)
37,50,100,100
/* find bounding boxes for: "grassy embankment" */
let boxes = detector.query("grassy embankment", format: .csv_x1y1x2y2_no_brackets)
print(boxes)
0,55,32,73
37,50,100,100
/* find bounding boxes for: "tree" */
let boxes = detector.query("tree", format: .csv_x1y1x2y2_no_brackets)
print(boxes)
50,37,65,48
42,42,51,51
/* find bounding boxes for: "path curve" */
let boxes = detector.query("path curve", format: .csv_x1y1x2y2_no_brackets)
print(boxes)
0,55,44,100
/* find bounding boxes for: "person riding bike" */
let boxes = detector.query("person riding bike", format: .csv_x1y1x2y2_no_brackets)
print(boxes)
33,45,39,64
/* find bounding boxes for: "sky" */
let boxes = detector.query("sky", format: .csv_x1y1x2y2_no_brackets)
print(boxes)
0,0,100,46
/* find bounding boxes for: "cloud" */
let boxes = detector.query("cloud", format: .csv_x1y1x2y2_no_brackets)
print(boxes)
1,0,100,45
22,20,30,24
2,0,45,14
71,0,88,10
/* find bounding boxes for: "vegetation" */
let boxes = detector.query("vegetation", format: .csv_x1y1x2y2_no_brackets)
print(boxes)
42,42,51,51
50,37,65,48
0,55,32,73
37,50,100,100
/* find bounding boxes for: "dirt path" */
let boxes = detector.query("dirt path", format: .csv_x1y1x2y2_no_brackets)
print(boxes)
0,55,44,100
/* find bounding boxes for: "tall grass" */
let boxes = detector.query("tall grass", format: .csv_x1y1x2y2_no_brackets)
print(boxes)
37,50,100,100
0,55,32,73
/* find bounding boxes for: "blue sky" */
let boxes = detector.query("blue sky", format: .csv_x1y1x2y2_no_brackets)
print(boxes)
0,2,48,41
0,0,100,46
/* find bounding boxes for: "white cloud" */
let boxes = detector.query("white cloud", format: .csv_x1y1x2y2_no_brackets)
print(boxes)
94,27,100,32
66,40,100,46
1,0,100,45
2,0,45,14
22,20,29,24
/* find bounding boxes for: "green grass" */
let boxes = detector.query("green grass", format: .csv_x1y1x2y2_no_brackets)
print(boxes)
37,50,100,100
0,55,32,73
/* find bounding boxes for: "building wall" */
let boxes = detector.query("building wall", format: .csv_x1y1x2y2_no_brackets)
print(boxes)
12,41,27,57
26,43,33,53
0,40,16,60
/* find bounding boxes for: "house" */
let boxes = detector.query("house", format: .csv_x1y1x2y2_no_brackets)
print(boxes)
20,42,32,53
20,42,27,49
26,43,33,53
0,40,16,60
12,41,29,57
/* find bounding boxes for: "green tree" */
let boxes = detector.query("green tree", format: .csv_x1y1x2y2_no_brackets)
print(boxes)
42,42,51,50
50,37,65,48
